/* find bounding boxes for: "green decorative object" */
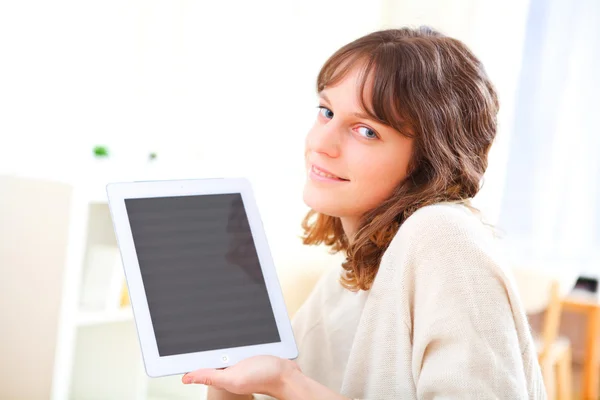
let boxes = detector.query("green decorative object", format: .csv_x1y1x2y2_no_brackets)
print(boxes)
93,145,109,158
148,152,157,161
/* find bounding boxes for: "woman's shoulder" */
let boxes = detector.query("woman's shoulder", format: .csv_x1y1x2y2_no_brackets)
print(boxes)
394,201,494,244
379,201,515,306
383,201,503,270
403,201,488,233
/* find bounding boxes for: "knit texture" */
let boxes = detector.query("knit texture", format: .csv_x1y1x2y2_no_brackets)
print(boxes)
255,203,546,399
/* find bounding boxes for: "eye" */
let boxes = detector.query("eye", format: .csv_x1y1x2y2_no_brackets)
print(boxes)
356,126,379,140
317,106,334,120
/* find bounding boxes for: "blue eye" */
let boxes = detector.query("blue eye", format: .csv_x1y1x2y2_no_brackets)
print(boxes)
317,106,334,119
356,126,378,139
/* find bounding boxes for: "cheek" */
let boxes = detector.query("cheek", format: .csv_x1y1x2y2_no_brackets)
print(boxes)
351,151,409,207
303,135,413,218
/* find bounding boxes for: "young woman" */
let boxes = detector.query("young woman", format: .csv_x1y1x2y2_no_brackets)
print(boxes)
182,26,546,399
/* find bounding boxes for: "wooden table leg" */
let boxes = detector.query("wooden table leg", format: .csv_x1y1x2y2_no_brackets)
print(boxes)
583,306,600,400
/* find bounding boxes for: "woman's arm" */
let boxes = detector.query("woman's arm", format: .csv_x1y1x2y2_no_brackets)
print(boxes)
276,368,349,400
207,387,252,400
205,369,349,400
407,211,546,398
184,356,350,400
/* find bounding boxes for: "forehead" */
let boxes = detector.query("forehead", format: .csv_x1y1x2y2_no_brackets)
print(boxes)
320,65,375,110
317,54,414,137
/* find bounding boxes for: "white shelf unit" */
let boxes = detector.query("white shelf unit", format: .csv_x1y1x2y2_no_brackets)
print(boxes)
0,174,207,400
76,306,134,326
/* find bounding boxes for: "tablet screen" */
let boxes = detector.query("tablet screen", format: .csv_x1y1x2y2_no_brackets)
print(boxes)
124,193,281,357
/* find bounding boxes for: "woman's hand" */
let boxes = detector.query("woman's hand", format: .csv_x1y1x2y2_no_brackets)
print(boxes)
182,355,301,398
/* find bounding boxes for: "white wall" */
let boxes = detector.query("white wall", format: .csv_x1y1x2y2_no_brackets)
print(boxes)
0,0,532,250
0,0,385,252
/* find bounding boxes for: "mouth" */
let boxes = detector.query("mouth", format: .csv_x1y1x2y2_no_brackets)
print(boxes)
310,164,350,182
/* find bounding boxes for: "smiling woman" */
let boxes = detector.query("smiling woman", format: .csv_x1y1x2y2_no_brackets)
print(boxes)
185,26,546,400
302,26,500,292
303,65,414,251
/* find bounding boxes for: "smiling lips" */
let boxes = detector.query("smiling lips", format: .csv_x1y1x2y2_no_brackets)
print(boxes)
310,164,349,182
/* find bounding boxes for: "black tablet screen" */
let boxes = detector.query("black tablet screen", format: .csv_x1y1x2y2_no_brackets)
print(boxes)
124,193,281,357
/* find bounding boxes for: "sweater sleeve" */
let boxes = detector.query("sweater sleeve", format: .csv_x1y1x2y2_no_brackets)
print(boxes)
405,209,544,399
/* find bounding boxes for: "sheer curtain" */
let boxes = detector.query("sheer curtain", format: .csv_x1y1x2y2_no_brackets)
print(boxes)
497,0,600,277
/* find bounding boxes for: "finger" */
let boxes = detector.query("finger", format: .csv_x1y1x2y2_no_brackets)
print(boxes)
182,369,226,386
181,367,227,384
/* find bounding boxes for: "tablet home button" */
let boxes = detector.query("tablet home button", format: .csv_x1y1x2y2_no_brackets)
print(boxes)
221,355,229,363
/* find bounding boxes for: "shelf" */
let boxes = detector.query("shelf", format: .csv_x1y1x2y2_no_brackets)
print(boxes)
70,318,147,399
77,307,133,326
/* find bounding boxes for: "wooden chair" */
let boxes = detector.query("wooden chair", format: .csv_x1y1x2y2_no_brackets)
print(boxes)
511,266,573,400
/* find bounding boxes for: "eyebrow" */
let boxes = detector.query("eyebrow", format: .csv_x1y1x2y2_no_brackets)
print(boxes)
318,92,379,123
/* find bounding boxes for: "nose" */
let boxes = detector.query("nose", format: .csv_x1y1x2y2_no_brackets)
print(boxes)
306,121,342,159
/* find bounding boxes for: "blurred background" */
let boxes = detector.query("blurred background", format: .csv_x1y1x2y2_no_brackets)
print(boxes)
0,0,598,399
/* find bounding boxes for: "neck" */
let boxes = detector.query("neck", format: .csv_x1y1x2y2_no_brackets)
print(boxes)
340,217,360,244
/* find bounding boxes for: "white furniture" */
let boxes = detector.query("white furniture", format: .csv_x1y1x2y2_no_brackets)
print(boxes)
0,174,206,400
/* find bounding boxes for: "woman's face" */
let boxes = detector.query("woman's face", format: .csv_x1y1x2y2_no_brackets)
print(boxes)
303,66,414,235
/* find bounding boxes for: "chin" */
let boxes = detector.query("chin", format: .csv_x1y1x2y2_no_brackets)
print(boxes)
302,182,346,217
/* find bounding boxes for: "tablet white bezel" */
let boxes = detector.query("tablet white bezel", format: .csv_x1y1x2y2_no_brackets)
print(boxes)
106,178,298,377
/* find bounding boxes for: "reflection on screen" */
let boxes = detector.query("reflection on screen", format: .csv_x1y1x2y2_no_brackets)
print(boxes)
124,193,280,357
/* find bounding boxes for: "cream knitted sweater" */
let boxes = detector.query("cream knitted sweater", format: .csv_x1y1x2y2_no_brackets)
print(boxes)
256,203,546,399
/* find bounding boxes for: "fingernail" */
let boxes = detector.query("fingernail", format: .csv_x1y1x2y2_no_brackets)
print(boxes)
183,375,194,384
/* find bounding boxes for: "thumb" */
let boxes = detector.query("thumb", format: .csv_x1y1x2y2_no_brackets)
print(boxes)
182,368,226,386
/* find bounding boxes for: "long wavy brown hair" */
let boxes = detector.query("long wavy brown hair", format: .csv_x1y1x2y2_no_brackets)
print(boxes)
301,26,499,291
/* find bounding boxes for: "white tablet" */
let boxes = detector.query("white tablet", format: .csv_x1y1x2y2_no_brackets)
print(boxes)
105,178,298,377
